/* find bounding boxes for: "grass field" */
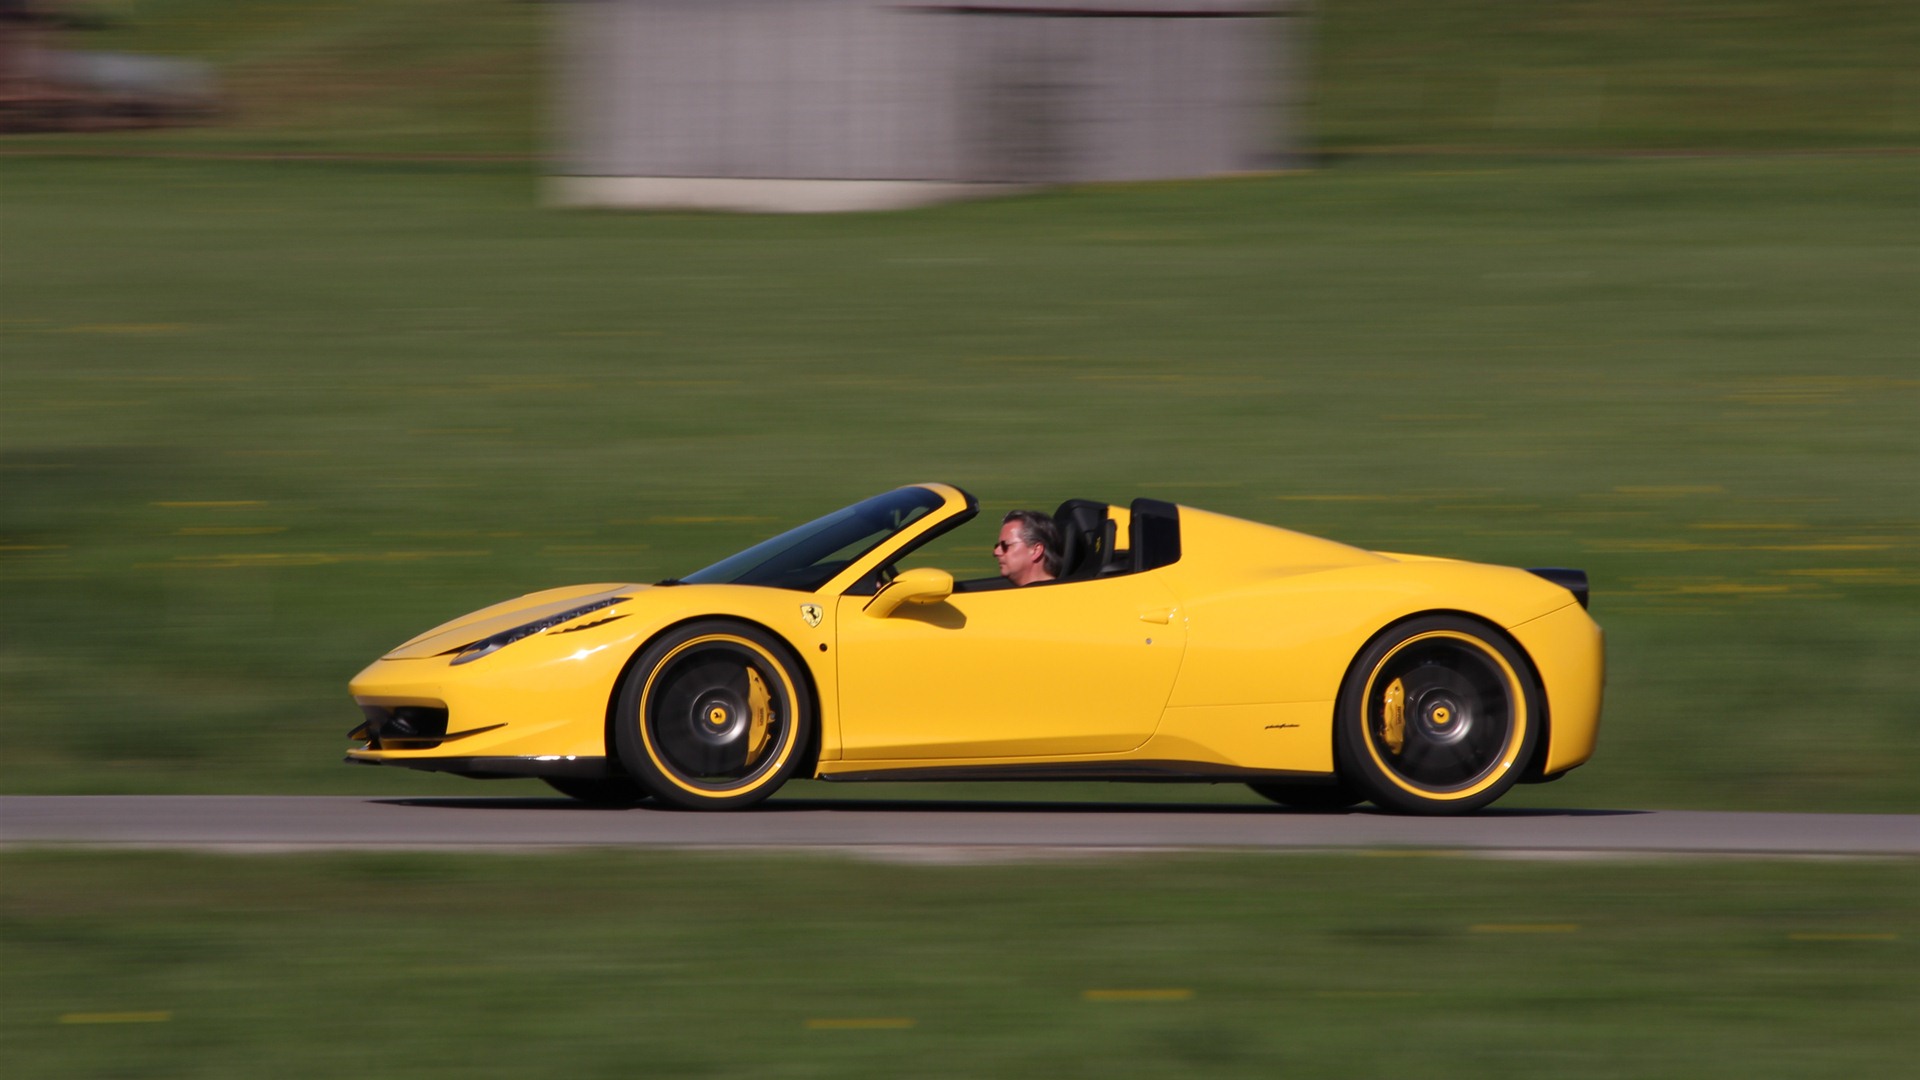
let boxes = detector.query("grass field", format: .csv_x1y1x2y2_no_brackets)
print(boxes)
4,150,1917,806
16,0,1920,156
3,2,1917,808
3,851,1915,1078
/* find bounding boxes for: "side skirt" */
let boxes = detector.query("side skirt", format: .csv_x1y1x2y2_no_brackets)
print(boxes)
817,761,1337,784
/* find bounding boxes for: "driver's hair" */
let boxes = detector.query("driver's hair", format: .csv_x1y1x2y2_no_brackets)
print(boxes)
1002,510,1064,578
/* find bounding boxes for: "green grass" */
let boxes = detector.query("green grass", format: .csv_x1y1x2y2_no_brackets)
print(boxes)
4,0,1918,806
2,851,1914,1078
2,153,1916,807
1318,0,1920,151
10,0,1918,156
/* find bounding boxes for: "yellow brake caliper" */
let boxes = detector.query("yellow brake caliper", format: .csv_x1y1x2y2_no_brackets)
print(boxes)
744,667,774,765
1381,678,1406,755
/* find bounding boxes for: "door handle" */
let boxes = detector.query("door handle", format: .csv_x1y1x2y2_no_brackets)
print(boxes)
1138,608,1174,625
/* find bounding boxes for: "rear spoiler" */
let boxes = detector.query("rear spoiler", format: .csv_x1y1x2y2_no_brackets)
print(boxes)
1527,567,1589,609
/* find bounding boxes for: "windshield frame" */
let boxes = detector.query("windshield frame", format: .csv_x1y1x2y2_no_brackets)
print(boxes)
676,484,974,594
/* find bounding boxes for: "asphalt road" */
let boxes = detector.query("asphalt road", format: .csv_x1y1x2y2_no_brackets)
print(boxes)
3,796,1918,856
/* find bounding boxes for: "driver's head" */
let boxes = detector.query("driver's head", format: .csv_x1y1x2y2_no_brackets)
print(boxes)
996,510,1062,586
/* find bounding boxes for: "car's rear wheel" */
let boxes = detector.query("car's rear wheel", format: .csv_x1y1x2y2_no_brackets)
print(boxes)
1336,615,1540,815
1247,780,1365,810
543,776,649,806
614,620,811,810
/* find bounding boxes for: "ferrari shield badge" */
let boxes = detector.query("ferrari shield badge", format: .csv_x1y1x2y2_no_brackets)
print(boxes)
800,603,823,628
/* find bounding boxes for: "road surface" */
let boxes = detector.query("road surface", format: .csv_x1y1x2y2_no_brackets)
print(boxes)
4,796,1917,857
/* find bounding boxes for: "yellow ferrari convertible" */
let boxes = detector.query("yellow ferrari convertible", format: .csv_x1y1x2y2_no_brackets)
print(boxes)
347,483,1602,814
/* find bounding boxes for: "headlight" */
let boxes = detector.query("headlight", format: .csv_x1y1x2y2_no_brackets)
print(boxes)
450,596,629,666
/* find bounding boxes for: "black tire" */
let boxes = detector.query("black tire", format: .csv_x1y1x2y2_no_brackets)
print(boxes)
1247,780,1366,810
614,620,812,810
1335,615,1541,816
542,775,649,806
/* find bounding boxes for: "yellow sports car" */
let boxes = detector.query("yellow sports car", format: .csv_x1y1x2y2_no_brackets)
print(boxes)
347,483,1602,814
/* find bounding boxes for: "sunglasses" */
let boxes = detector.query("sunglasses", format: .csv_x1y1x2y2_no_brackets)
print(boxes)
993,539,1023,553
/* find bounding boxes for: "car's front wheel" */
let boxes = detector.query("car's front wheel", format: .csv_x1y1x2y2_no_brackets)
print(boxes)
614,620,811,810
1336,615,1540,815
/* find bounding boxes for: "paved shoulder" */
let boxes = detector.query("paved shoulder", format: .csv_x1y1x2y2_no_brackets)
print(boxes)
3,796,1918,856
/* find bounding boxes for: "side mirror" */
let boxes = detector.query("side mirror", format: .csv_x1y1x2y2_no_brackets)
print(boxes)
864,567,954,618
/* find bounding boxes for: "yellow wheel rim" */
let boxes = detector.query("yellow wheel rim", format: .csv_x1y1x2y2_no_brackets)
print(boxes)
1359,630,1528,801
636,633,800,798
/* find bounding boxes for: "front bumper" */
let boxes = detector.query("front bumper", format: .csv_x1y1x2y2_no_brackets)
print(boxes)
346,645,624,768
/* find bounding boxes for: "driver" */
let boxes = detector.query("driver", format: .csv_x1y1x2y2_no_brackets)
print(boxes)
995,510,1062,586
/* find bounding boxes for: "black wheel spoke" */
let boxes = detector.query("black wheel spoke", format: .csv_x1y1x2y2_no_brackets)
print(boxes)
1426,737,1475,780
1397,737,1430,772
652,651,768,778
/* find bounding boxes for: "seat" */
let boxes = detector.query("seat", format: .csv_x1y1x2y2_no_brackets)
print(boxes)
1051,499,1116,582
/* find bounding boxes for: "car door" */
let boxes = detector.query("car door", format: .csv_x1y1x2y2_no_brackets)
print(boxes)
832,572,1187,760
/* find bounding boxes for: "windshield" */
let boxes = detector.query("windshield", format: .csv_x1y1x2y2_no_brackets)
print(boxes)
678,487,945,592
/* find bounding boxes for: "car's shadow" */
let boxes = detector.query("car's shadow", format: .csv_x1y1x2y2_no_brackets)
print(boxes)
372,796,1648,818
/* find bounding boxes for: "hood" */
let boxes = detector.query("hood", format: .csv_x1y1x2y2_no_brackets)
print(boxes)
383,583,646,660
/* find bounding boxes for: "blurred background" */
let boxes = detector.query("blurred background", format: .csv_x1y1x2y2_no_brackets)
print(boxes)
3,0,1913,806
2,3,1916,1073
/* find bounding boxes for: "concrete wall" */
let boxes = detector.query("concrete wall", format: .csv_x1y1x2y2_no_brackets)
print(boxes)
553,0,1305,211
